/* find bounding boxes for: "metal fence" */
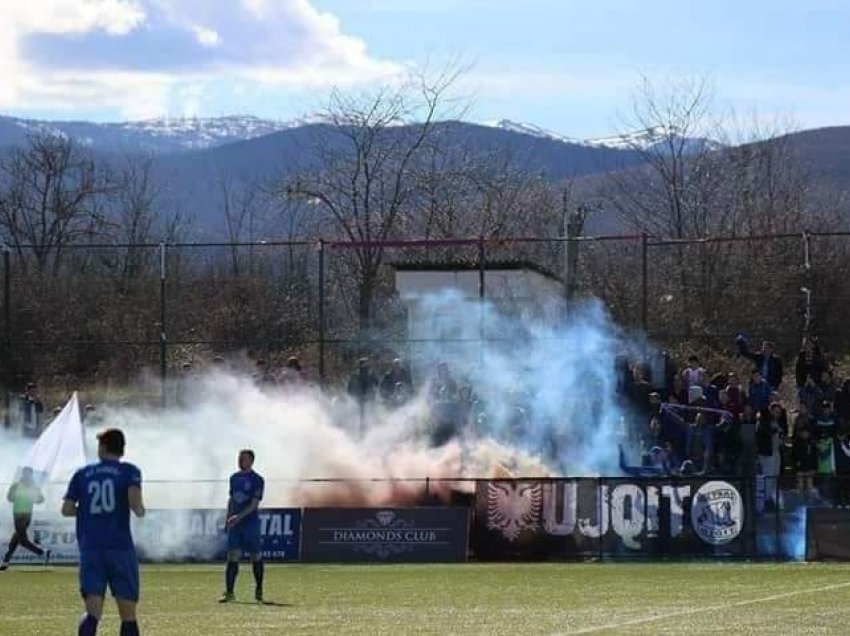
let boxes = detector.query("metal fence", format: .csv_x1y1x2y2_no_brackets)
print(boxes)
1,231,849,407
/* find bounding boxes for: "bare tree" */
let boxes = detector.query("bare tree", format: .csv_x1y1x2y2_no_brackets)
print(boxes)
589,77,822,348
218,175,262,277
0,133,114,272
284,69,462,332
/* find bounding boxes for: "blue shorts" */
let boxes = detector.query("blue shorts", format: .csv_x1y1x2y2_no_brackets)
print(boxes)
227,519,262,556
79,549,140,602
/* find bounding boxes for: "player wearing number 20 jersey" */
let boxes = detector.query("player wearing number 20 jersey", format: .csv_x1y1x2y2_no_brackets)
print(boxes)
63,428,145,636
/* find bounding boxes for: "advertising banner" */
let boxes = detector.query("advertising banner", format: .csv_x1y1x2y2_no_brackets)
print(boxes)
301,507,469,563
474,478,752,559
0,508,301,564
134,508,301,562
0,514,79,564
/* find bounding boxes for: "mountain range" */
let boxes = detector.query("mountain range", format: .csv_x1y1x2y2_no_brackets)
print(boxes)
0,113,848,236
0,113,715,155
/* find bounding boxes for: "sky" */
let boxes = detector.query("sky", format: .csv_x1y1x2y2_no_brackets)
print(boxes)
0,0,848,138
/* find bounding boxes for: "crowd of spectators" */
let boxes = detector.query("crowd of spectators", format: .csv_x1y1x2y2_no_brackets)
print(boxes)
620,335,850,506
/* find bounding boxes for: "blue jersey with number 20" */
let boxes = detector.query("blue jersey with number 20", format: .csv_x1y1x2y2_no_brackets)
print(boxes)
64,460,142,551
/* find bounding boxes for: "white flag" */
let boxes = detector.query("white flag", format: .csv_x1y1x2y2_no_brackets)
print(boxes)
19,392,86,483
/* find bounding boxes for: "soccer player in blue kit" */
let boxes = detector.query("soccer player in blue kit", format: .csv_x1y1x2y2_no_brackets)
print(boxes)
220,449,265,603
62,428,145,636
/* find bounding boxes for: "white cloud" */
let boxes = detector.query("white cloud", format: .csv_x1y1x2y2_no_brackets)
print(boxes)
192,25,221,48
4,0,147,35
0,0,401,120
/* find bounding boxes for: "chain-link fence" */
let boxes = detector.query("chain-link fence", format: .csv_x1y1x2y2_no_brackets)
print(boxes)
2,231,849,410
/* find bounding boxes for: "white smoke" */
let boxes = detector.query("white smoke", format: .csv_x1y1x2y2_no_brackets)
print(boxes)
2,293,634,502
0,292,640,560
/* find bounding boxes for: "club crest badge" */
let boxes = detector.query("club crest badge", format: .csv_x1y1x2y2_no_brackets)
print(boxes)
691,480,744,545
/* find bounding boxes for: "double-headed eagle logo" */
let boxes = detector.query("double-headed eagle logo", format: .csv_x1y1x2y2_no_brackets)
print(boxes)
486,481,542,542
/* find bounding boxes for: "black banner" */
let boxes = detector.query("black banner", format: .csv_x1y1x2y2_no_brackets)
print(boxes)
474,478,752,559
301,507,469,563
806,508,850,561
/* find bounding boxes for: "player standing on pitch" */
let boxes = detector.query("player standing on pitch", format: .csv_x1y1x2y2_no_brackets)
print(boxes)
0,466,49,570
220,449,265,603
62,428,145,636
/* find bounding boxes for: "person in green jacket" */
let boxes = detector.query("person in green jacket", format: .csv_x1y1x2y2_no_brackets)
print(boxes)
0,467,49,570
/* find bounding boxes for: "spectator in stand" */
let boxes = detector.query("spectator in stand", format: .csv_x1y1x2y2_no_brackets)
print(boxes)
687,384,704,406
82,404,102,428
683,412,713,475
757,403,786,508
769,392,789,437
815,401,838,502
640,408,665,454
627,363,653,420
736,336,784,390
614,355,632,398
820,369,839,404
347,358,378,432
793,413,818,501
681,356,706,392
19,383,43,439
795,338,826,394
815,400,838,440
379,359,413,407
668,375,688,405
748,369,772,415
799,375,825,418
638,391,682,454
713,399,739,475
738,404,759,479
835,379,850,427
280,356,308,388
429,362,458,402
646,392,685,459
794,402,813,434
701,375,723,409
725,372,747,419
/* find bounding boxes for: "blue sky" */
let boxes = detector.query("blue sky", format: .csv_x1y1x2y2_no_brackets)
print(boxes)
0,0,847,137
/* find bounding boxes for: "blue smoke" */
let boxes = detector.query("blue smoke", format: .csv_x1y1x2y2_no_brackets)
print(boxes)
409,289,633,476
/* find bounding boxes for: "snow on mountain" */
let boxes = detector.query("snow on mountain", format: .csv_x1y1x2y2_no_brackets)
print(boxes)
0,113,722,156
483,119,581,144
112,115,306,149
483,120,720,154
0,114,322,153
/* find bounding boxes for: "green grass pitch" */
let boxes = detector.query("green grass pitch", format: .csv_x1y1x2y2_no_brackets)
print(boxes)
2,563,850,635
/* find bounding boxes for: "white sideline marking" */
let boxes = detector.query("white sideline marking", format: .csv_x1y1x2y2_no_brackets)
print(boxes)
562,580,850,634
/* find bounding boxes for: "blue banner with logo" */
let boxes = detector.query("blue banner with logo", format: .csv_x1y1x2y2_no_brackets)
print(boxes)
473,478,754,560
134,508,301,562
301,507,469,563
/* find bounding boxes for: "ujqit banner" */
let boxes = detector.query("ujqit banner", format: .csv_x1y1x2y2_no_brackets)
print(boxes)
474,478,752,560
133,508,301,563
0,514,79,564
301,507,470,563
